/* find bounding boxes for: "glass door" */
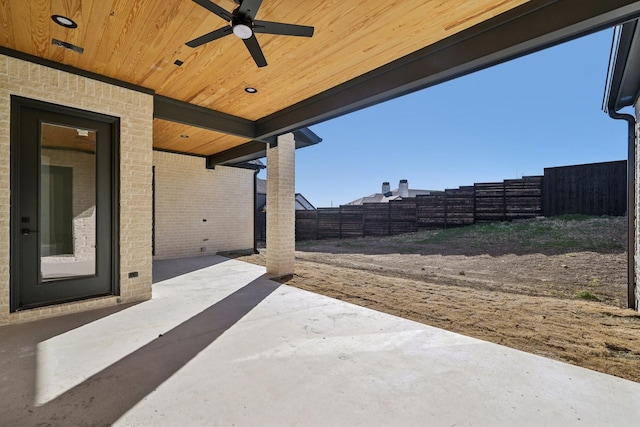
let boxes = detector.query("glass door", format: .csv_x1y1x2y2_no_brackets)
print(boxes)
11,97,118,310
40,123,97,281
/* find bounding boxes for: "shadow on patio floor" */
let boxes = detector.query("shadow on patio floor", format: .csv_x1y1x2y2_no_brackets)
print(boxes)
0,273,278,426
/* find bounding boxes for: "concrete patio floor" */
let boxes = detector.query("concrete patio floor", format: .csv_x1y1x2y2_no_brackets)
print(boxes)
1,255,639,426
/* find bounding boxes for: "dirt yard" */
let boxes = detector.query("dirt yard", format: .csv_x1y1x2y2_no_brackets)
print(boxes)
237,216,640,383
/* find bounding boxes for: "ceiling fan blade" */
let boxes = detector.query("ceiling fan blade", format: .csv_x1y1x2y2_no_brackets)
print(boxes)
238,0,263,20
243,33,267,67
186,26,233,48
253,20,314,37
192,0,233,21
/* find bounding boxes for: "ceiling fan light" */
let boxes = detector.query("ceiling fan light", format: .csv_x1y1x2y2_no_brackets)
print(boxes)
233,24,253,39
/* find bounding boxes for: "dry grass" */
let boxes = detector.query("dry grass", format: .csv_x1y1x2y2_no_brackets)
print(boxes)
237,216,640,382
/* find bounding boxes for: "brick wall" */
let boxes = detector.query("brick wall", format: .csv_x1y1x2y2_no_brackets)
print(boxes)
153,151,254,259
0,54,153,325
266,133,296,277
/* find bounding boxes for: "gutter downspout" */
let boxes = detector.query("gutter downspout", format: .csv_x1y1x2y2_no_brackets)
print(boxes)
608,110,636,310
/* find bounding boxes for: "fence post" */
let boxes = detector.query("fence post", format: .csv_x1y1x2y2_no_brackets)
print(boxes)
339,205,342,239
388,203,392,235
316,209,319,240
444,192,448,229
540,176,545,217
502,181,507,222
473,185,477,225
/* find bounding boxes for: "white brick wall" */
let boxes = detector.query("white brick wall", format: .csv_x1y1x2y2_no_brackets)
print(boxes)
153,151,255,259
0,54,153,325
266,133,296,277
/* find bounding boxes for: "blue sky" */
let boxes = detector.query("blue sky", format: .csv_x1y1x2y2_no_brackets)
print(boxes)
285,29,627,208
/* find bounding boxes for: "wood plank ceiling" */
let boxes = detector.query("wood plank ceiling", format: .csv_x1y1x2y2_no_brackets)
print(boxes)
3,1,640,158
0,0,528,156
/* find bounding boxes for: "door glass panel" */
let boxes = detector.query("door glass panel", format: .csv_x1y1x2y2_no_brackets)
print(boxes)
40,123,97,281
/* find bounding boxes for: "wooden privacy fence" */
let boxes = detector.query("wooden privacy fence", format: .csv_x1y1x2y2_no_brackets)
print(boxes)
295,161,627,241
543,160,626,217
296,176,543,240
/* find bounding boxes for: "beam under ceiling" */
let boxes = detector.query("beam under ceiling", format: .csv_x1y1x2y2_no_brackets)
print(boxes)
207,128,322,168
154,95,255,140
206,141,268,168
254,0,640,139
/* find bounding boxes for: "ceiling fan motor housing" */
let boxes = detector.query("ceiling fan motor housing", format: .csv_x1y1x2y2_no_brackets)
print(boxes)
187,0,315,67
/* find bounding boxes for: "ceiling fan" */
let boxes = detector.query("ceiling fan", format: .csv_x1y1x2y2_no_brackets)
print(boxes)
186,0,314,68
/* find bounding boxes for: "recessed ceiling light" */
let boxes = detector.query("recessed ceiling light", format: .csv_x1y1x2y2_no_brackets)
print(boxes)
180,134,189,139
51,15,78,29
245,87,258,94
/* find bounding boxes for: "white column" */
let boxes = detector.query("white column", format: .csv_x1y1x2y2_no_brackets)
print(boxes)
266,133,295,277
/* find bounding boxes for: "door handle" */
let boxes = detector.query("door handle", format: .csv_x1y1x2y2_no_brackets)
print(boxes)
21,228,37,236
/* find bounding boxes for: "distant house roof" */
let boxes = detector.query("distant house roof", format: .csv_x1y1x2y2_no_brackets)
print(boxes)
256,177,267,195
295,194,315,210
232,159,266,170
347,188,438,205
256,178,315,210
349,194,401,205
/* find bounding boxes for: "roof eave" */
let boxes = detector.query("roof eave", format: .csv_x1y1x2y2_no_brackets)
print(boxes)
604,20,640,113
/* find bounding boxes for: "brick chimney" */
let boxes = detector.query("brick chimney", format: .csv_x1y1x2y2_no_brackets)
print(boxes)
399,179,409,198
382,181,391,195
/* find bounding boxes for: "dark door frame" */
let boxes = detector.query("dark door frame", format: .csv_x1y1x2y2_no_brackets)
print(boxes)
10,96,120,312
